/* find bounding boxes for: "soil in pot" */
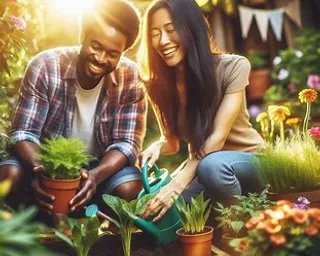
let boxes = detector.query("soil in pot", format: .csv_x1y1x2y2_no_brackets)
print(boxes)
267,190,320,208
40,175,81,213
176,226,213,256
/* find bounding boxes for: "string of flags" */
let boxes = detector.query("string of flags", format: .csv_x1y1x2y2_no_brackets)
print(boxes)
238,0,301,42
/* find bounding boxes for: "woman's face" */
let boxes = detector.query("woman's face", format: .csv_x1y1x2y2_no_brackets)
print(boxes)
150,7,186,68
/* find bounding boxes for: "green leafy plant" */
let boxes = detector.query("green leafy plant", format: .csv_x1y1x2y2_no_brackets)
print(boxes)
0,132,10,161
175,192,211,234
215,193,274,238
257,134,320,193
38,137,91,180
235,201,320,256
54,216,108,256
102,193,154,256
246,52,269,70
0,204,53,256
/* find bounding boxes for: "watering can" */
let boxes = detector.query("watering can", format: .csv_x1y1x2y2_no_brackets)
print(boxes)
133,160,182,245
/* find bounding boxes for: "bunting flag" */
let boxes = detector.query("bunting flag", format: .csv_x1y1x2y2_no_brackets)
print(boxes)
254,9,269,42
239,6,254,38
269,9,284,41
285,0,302,27
238,1,301,42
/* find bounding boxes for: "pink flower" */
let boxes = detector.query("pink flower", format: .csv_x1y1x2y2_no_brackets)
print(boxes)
287,82,297,93
9,15,26,30
307,74,320,90
308,127,320,140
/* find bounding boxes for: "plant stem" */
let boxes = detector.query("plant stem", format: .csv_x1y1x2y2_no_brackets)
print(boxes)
280,121,285,143
303,102,311,134
270,120,275,141
121,225,133,256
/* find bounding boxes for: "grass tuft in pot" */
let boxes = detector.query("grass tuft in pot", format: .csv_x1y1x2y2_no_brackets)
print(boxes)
257,134,320,193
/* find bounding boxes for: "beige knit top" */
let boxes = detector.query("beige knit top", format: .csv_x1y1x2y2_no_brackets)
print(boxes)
212,54,265,152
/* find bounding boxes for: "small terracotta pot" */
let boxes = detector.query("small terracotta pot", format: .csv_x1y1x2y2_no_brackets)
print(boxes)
220,234,242,256
40,174,81,213
176,226,213,256
247,68,271,100
266,190,320,208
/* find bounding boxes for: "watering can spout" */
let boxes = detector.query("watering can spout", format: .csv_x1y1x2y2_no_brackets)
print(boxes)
134,217,161,240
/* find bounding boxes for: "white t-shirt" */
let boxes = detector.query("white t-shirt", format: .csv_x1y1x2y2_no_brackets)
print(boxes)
70,78,104,158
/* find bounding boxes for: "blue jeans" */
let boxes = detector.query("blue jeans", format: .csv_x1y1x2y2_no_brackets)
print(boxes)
182,151,262,203
0,157,141,194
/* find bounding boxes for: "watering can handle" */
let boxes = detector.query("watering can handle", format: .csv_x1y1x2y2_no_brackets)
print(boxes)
142,159,162,193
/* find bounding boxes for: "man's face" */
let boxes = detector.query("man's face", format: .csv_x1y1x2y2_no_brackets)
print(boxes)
78,22,127,88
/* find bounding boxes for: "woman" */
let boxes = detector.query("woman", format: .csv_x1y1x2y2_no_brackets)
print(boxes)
138,0,265,222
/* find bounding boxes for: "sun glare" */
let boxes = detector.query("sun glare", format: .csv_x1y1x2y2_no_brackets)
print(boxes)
51,0,93,15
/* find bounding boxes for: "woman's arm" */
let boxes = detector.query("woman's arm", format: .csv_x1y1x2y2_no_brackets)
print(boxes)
142,90,245,221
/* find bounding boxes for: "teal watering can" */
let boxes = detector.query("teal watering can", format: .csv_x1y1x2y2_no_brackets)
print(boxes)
134,160,182,245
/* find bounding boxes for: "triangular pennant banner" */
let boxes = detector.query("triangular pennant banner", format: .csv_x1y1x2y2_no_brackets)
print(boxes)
269,9,284,41
285,0,302,27
254,10,270,42
238,5,254,39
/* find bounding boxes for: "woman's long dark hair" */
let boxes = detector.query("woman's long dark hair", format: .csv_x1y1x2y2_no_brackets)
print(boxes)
138,0,222,155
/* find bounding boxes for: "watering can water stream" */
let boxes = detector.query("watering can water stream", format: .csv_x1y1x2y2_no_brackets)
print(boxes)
85,160,182,245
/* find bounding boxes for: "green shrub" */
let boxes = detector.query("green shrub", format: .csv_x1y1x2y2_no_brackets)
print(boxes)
246,52,268,70
214,193,274,238
38,137,91,180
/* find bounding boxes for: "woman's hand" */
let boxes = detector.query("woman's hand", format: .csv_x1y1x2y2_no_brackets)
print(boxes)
141,180,181,222
139,141,163,168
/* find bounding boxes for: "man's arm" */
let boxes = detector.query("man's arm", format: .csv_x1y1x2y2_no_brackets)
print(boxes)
70,63,147,210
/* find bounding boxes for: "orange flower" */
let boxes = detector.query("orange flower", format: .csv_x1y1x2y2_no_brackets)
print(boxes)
238,239,249,251
268,105,291,123
307,208,320,220
270,233,286,246
299,89,318,103
305,225,319,236
292,209,308,224
276,200,293,207
246,213,265,230
313,219,320,229
265,219,282,234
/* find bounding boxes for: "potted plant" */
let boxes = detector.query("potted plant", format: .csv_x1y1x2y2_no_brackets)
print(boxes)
54,216,109,256
38,137,90,213
102,193,154,256
256,134,320,207
174,192,213,256
235,200,320,256
214,193,274,255
246,51,271,101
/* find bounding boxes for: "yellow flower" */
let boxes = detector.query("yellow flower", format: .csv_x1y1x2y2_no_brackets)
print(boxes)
299,89,318,103
256,112,268,123
0,179,11,198
268,105,291,123
285,117,299,126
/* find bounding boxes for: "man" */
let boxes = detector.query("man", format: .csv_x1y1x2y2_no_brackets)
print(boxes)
0,0,146,214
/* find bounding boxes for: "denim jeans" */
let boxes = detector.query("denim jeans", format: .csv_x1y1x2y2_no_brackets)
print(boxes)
182,151,262,203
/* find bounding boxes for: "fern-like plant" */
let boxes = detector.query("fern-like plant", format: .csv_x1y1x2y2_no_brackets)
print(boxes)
38,137,90,180
175,192,211,234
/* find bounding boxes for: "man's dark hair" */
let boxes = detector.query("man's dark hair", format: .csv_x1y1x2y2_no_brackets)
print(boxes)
80,0,141,50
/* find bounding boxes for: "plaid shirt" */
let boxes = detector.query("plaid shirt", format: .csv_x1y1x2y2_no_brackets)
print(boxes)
11,47,147,164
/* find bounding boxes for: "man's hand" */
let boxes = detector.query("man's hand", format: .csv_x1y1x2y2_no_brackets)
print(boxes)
69,169,97,212
31,165,55,214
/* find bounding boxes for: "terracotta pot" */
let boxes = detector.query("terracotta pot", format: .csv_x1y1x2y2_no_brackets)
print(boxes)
176,226,213,256
220,234,242,256
266,190,320,208
247,68,271,101
40,174,81,213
